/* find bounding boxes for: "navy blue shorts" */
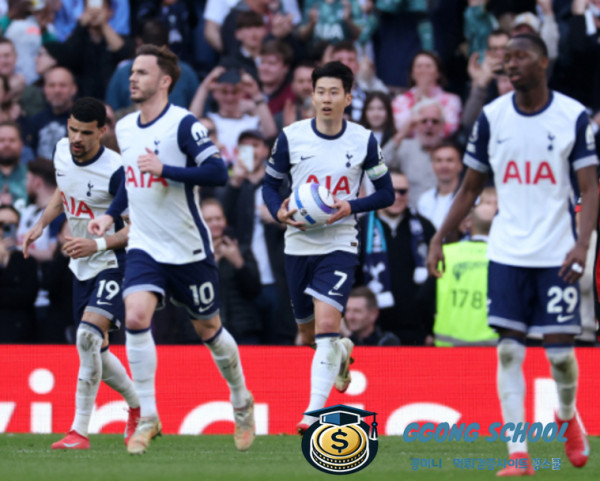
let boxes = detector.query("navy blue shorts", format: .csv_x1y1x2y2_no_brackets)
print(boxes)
123,248,220,320
285,251,358,324
487,261,581,336
73,268,125,330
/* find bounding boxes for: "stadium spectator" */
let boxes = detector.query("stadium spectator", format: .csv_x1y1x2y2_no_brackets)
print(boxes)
222,129,295,345
24,66,77,160
391,50,462,137
417,142,463,230
0,37,26,104
427,34,597,474
511,6,560,64
1,0,57,86
0,73,24,122
257,39,295,116
330,41,366,121
201,198,263,344
53,0,130,42
298,0,362,45
0,120,30,211
277,61,314,129
0,203,38,343
89,44,256,454
359,91,396,149
463,0,497,61
345,286,400,346
203,0,239,53
383,98,446,209
434,202,498,346
105,18,199,113
189,65,276,165
357,171,436,346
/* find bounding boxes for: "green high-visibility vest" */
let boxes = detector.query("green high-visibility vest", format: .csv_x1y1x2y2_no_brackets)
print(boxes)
434,241,498,346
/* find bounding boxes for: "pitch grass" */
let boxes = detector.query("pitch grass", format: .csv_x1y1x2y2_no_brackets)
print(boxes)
0,435,599,481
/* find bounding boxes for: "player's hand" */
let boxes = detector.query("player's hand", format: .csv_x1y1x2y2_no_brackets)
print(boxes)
277,197,306,230
426,233,445,278
22,223,44,259
326,198,350,225
88,214,114,237
559,243,587,284
138,148,163,176
63,236,97,259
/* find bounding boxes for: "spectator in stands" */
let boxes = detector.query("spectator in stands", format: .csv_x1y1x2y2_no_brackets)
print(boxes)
511,6,559,64
201,197,263,344
105,19,199,113
417,142,463,230
359,91,396,149
219,11,266,84
392,50,462,137
345,286,400,346
0,120,30,211
0,37,26,103
189,65,277,164
298,0,362,45
203,0,239,53
357,171,436,345
434,202,498,346
330,41,365,121
383,98,446,209
278,61,314,129
24,66,77,160
57,0,133,99
53,0,130,42
100,102,118,152
222,129,296,344
2,0,57,85
0,75,23,123
0,203,38,342
257,39,295,116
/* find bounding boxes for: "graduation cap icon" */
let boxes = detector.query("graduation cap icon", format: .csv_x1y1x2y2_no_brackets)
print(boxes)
305,405,378,441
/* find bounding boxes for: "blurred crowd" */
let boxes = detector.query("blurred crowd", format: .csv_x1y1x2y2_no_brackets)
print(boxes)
0,0,599,346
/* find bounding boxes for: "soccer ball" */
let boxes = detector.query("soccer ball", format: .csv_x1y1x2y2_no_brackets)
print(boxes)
288,182,336,227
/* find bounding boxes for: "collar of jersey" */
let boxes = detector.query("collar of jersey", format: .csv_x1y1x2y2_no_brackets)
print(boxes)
311,118,347,140
72,145,105,167
511,90,554,117
137,102,171,128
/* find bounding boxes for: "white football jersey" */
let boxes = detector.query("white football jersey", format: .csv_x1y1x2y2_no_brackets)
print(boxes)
116,104,219,264
54,138,124,281
266,119,387,255
465,91,598,267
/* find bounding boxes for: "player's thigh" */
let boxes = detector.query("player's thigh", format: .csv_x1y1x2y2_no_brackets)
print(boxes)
534,267,581,337
487,261,535,333
284,254,317,325
83,269,126,330
314,298,343,334
124,291,158,330
309,251,358,317
166,260,220,322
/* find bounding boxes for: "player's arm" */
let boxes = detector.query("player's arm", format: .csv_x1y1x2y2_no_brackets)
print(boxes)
427,112,491,277
89,167,128,236
328,134,394,224
262,132,305,229
559,113,600,282
64,224,130,259
137,115,228,187
22,187,63,258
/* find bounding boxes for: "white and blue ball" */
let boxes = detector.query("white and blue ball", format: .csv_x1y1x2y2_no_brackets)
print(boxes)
288,182,336,227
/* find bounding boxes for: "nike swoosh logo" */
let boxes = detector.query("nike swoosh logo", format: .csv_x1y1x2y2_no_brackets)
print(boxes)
557,314,574,323
328,290,343,297
300,155,314,161
97,301,112,306
198,303,214,313
497,138,509,144
63,442,80,447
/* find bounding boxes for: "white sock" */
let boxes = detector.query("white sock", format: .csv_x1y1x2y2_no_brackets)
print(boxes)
304,335,342,422
101,347,139,409
126,328,157,418
204,327,250,409
497,338,527,455
72,323,103,437
545,346,578,421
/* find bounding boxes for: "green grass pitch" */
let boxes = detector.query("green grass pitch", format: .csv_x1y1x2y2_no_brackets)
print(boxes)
0,434,599,480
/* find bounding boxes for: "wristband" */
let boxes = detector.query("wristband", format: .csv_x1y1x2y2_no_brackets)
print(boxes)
95,238,107,252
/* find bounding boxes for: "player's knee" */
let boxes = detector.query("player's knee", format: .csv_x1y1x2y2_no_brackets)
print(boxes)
497,338,525,368
76,323,103,352
125,307,151,331
545,347,575,372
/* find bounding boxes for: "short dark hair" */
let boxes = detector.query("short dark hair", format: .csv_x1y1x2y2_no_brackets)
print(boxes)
510,33,548,58
71,97,106,127
312,61,354,93
0,204,20,222
138,18,169,46
0,119,22,137
0,37,15,51
431,140,461,158
332,40,357,56
236,11,264,29
260,39,293,67
27,158,56,188
135,44,181,93
349,286,378,310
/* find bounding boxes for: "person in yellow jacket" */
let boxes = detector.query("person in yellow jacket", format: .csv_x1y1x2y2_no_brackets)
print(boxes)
434,202,498,346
